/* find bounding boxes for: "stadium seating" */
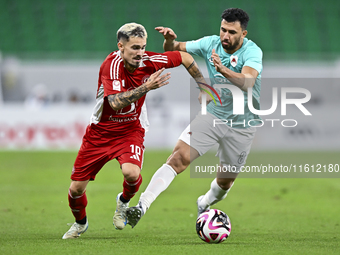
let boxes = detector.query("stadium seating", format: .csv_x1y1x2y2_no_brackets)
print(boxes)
0,0,339,60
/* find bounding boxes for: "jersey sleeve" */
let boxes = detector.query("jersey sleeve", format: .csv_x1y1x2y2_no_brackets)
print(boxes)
103,77,123,97
243,45,263,74
163,51,182,68
146,51,182,70
100,56,124,97
185,36,214,58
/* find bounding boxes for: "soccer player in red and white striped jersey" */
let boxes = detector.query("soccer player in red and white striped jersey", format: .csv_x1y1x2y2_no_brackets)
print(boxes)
62,22,208,239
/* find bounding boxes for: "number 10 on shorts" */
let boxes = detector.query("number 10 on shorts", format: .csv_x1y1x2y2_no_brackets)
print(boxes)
130,145,141,161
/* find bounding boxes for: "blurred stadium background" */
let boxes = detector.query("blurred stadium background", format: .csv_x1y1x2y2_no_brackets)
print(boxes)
0,0,340,151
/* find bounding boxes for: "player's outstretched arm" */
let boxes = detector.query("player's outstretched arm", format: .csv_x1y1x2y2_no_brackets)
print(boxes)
155,26,187,52
107,68,171,111
179,51,213,104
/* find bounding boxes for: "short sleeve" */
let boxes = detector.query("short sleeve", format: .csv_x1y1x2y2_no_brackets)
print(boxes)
186,36,214,58
103,78,123,97
243,46,263,74
159,51,182,69
99,57,124,97
142,51,182,71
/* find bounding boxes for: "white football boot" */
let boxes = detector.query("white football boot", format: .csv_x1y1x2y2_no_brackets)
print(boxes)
62,220,88,239
113,192,129,230
197,195,210,217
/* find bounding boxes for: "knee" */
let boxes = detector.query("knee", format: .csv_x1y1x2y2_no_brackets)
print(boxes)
122,163,141,181
69,182,87,197
216,178,234,190
167,149,190,174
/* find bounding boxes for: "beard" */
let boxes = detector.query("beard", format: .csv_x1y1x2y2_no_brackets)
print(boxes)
129,62,140,68
126,58,141,69
221,36,242,52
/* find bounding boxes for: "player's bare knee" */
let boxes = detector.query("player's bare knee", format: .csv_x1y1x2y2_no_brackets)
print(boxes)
167,149,190,174
69,182,87,196
124,170,140,181
122,163,141,181
70,189,83,197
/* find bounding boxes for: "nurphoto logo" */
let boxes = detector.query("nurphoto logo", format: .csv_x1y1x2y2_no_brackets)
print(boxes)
200,84,312,128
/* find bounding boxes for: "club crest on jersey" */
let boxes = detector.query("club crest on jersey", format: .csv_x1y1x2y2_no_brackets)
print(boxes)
112,80,121,91
142,75,150,84
230,55,238,67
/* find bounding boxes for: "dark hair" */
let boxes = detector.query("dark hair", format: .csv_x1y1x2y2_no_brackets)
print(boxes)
221,8,249,30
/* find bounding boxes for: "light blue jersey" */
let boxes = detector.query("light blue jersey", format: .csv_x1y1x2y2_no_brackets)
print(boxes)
186,35,263,128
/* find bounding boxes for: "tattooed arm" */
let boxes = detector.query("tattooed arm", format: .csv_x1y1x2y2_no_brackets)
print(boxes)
108,68,171,111
179,51,213,104
179,51,207,88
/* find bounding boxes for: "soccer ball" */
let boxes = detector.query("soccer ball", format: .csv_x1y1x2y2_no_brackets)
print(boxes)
196,209,231,243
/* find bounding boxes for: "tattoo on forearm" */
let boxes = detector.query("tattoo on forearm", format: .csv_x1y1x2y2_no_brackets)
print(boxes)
186,60,207,87
187,61,203,78
186,61,195,71
108,85,148,111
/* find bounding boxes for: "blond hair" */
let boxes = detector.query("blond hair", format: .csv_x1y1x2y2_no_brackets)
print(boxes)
117,22,147,42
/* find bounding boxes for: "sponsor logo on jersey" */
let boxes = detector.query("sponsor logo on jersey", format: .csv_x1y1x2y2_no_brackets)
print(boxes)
108,116,138,122
112,80,121,91
214,73,230,84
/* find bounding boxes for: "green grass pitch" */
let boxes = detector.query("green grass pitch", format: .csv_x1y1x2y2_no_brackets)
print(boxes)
0,150,339,255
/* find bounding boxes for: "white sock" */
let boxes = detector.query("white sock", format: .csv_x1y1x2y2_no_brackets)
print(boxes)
139,164,177,213
198,178,233,209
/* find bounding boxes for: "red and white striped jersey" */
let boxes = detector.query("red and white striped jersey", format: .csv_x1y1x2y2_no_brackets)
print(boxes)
90,50,182,134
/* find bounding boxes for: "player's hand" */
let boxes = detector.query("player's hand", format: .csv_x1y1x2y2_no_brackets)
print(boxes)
198,91,213,105
155,26,177,41
143,68,171,91
211,49,224,73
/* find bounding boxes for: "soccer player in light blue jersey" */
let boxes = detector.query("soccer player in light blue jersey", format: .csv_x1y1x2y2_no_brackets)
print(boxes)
127,8,263,227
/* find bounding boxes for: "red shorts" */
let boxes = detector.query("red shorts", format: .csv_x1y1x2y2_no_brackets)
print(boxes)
71,125,145,181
